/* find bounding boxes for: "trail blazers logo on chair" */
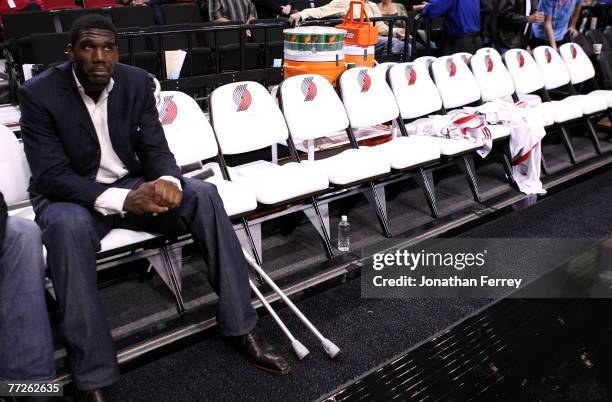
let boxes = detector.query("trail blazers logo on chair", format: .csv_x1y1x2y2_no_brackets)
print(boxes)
485,55,494,72
447,59,457,77
357,69,371,93
301,77,318,102
405,65,417,85
571,44,578,59
159,95,178,126
517,52,525,68
545,48,553,63
233,84,252,112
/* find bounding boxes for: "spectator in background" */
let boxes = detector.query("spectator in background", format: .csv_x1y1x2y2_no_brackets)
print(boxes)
401,0,427,12
378,0,409,29
491,0,544,52
289,0,409,56
421,0,481,55
253,0,292,19
209,0,257,23
0,192,55,386
531,0,582,50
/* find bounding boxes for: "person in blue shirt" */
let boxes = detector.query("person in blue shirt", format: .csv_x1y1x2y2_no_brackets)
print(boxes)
531,0,583,50
421,0,482,55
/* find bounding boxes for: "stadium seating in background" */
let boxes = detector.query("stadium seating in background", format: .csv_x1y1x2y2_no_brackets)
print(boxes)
83,0,123,8
160,3,202,24
44,0,80,10
58,8,110,32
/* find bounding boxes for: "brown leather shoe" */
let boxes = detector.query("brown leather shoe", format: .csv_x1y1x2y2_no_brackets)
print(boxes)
228,331,291,375
77,388,107,402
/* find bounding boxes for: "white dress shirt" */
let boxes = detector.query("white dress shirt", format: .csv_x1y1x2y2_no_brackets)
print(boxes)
73,70,180,216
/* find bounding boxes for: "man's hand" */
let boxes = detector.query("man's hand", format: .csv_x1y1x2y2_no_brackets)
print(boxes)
568,27,580,38
528,11,545,24
123,179,183,215
281,4,291,15
289,13,302,25
395,28,406,40
413,2,427,12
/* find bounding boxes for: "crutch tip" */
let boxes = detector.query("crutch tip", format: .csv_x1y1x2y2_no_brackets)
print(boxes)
322,338,340,359
291,339,310,360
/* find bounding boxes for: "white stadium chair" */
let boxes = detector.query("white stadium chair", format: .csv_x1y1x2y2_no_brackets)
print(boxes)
559,42,612,108
208,81,334,258
505,48,588,165
533,45,606,155
158,90,261,268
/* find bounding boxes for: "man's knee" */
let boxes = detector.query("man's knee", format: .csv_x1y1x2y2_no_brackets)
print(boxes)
1,217,45,278
182,178,222,204
39,203,98,241
6,217,42,246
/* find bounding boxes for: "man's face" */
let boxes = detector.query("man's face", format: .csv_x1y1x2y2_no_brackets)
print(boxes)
67,28,119,91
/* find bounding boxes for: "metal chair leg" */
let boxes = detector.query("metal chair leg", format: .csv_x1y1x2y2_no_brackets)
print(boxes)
242,217,264,285
585,117,603,155
559,125,578,164
368,182,392,237
414,168,440,218
310,196,334,259
498,146,517,190
457,154,482,203
160,246,186,315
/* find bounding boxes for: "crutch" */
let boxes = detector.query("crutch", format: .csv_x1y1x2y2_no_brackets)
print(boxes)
243,249,341,358
249,278,310,359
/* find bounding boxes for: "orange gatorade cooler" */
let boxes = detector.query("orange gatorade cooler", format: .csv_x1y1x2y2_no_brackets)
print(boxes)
283,26,347,84
344,45,375,67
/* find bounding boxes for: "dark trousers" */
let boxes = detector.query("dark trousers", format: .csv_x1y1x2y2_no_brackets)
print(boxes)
442,33,483,56
34,176,257,390
0,218,54,381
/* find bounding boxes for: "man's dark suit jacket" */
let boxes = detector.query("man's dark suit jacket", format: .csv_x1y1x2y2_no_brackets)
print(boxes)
491,0,537,49
19,62,181,208
0,192,6,247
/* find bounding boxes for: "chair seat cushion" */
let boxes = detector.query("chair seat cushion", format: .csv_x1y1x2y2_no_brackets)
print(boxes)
501,93,542,107
371,136,440,170
303,148,390,186
589,90,612,107
404,117,484,156
564,94,607,115
100,229,158,253
230,161,329,204
535,101,583,123
206,175,258,217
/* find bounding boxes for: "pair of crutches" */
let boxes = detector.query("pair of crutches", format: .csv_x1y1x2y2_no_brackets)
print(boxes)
243,250,340,360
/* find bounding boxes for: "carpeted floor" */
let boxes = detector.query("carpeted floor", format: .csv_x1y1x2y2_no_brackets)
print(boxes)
100,165,612,401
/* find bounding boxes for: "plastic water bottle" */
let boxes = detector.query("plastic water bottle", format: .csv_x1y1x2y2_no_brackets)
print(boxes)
337,215,350,252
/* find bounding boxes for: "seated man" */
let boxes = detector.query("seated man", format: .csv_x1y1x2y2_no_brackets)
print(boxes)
288,0,409,56
0,192,55,385
19,15,289,401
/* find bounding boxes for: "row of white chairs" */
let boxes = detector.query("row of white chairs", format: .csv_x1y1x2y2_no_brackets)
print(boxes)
2,42,609,314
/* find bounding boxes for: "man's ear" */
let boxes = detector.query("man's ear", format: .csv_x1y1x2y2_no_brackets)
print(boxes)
66,43,74,62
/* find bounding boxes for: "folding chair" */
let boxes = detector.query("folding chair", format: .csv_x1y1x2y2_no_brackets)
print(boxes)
209,81,333,260
505,48,589,165
388,61,493,203
533,45,607,155
430,55,514,199
158,90,261,265
161,3,202,24
335,68,441,222
585,29,612,52
58,8,110,32
110,5,155,27
2,11,56,64
559,42,612,109
0,125,187,314
27,32,71,67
